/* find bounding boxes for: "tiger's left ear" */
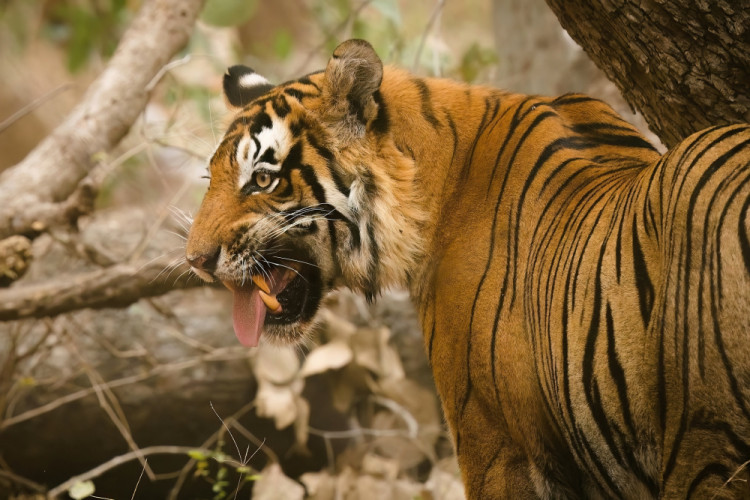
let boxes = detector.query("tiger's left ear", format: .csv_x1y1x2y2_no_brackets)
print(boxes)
223,65,274,111
323,39,383,136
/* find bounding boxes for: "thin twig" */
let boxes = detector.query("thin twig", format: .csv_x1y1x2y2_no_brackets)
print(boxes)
146,54,193,92
130,459,148,500
0,83,74,135
412,0,446,72
0,468,47,493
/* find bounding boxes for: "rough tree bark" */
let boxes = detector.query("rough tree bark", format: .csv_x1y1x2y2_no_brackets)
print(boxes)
544,0,750,148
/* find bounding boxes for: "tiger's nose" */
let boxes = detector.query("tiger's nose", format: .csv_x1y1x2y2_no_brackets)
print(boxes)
187,247,220,274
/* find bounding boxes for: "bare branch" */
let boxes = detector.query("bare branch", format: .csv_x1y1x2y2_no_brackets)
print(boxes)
0,254,203,322
0,469,47,494
45,446,223,499
0,0,206,239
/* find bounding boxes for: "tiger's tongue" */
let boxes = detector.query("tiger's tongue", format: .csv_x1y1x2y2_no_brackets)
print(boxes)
232,286,266,347
229,268,297,347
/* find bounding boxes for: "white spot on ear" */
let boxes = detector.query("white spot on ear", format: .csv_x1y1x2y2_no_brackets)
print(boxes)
239,73,270,89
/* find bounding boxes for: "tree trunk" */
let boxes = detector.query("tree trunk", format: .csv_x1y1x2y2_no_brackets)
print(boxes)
544,0,750,148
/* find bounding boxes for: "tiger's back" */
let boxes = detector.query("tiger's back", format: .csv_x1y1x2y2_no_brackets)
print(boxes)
186,40,750,498
430,97,750,497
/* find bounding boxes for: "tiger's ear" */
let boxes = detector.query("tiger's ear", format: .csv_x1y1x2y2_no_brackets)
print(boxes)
323,39,383,135
223,65,274,111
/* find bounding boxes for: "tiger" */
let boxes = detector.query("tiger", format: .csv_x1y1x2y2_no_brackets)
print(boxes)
185,39,750,498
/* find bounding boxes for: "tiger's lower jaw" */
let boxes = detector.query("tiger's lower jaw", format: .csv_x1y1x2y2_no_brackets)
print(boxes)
263,268,323,339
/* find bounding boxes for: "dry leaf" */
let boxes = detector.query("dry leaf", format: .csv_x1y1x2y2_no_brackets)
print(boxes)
253,345,299,385
321,307,359,342
254,378,303,429
252,463,305,500
300,340,353,377
424,457,466,500
361,453,399,480
351,475,393,500
299,471,337,500
294,394,310,447
351,326,404,380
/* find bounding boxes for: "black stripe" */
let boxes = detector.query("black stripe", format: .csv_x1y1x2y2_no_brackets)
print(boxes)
272,96,291,118
281,141,302,171
632,217,655,326
298,164,327,205
259,148,276,165
283,88,310,100
461,98,495,183
249,111,273,136
741,194,750,274
551,94,599,107
365,220,379,301
572,122,657,152
289,119,302,138
412,78,440,128
427,318,436,365
605,302,637,440
371,90,389,135
306,133,351,198
686,463,732,499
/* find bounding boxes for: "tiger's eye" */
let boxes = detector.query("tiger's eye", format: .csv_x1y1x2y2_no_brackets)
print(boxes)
255,172,272,189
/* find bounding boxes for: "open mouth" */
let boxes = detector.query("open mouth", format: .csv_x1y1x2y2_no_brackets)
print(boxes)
223,258,321,347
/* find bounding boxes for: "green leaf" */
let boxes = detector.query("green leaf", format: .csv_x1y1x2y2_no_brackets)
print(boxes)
212,480,229,492
68,480,95,499
188,450,208,460
273,29,293,61
217,466,228,480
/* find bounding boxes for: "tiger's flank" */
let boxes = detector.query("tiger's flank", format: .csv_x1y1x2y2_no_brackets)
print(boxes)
186,40,750,499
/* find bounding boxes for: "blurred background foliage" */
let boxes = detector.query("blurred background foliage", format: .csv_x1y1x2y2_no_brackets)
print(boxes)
0,1,654,498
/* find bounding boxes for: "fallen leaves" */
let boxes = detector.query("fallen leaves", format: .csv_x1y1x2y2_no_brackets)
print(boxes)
245,291,464,499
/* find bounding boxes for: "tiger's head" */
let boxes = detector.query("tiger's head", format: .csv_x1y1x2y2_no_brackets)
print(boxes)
186,40,425,347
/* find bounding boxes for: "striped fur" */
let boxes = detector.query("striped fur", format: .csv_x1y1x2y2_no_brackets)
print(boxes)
187,40,750,498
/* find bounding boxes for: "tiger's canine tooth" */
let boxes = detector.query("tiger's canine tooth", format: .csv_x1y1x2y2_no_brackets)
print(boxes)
252,274,271,294
259,290,282,313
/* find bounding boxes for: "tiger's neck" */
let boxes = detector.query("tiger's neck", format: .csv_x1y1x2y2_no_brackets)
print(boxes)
374,69,521,302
